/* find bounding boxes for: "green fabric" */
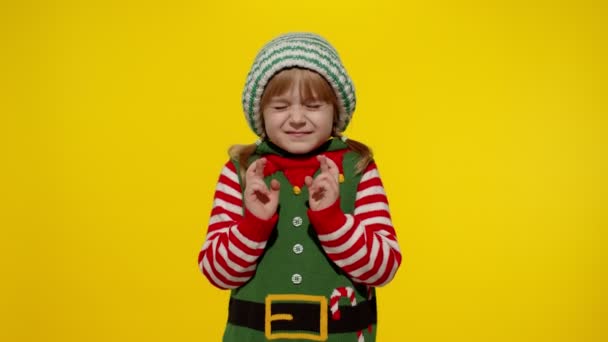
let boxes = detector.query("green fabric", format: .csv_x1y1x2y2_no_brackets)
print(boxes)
224,139,376,341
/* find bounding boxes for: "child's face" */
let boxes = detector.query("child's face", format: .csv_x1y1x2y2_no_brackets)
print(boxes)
262,80,334,154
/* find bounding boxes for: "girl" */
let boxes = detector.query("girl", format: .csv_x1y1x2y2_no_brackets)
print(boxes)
198,33,402,342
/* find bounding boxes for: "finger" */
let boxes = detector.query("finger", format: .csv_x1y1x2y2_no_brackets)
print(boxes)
254,158,266,178
318,155,329,174
314,176,339,197
246,182,270,204
245,162,254,181
269,178,281,192
307,180,319,199
324,156,340,177
268,179,280,205
315,173,338,187
247,181,268,197
304,176,313,187
245,158,261,181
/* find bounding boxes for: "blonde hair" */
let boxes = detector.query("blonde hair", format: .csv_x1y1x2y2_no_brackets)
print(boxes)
229,68,372,181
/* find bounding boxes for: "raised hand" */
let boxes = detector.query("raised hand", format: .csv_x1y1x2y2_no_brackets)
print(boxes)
304,155,340,211
244,158,280,220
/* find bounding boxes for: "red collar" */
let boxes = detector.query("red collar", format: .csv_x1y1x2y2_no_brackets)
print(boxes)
263,150,347,188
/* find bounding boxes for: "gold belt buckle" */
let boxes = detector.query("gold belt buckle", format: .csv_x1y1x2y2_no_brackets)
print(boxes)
265,294,328,341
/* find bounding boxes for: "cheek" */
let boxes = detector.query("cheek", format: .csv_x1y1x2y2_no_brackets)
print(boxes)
319,111,334,131
264,114,284,129
262,111,274,127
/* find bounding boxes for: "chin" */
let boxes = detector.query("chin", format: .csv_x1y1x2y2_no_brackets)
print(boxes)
284,142,325,154
283,146,313,154
269,134,329,154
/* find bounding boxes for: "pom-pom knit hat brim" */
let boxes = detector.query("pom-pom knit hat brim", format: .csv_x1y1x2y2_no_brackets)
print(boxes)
242,33,356,137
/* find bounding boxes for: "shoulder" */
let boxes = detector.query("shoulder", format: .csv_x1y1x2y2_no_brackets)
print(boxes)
360,161,381,181
217,159,240,183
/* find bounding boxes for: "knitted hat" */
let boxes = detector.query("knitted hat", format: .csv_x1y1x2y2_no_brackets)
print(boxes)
242,32,356,137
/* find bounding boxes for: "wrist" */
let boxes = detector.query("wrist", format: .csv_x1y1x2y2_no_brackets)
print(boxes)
238,208,278,242
307,198,346,235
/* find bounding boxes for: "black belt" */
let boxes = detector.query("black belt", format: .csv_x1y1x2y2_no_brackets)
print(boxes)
228,295,376,336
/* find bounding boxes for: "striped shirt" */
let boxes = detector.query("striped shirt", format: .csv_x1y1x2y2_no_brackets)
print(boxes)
198,159,401,289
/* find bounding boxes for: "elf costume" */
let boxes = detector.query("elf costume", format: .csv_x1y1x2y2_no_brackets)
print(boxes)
198,33,401,342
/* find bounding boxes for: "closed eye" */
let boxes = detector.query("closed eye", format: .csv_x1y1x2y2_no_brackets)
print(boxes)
272,105,288,110
305,103,322,109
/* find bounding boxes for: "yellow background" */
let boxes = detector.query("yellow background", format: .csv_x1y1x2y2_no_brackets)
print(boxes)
1,0,606,341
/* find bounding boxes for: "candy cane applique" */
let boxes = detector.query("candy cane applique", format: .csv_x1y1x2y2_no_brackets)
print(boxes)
330,286,365,342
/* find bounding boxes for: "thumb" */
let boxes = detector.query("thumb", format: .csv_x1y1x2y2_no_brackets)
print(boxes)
269,179,281,192
304,176,313,187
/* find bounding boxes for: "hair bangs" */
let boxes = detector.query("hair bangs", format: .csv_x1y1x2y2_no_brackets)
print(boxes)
260,68,338,110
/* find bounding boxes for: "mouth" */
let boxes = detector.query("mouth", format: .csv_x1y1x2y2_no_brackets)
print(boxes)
286,131,312,137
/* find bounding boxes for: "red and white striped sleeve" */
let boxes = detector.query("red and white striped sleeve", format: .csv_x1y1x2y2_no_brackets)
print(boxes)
198,160,277,290
308,161,402,287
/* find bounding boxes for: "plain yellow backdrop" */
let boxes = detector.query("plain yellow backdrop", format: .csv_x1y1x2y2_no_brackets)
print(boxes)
1,0,606,341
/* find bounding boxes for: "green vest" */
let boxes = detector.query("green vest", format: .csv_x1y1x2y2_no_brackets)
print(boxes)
223,139,377,342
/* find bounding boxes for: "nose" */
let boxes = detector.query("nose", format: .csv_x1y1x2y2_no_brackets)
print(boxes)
289,105,306,128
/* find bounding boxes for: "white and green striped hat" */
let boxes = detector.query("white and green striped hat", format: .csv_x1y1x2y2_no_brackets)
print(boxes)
242,32,356,137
